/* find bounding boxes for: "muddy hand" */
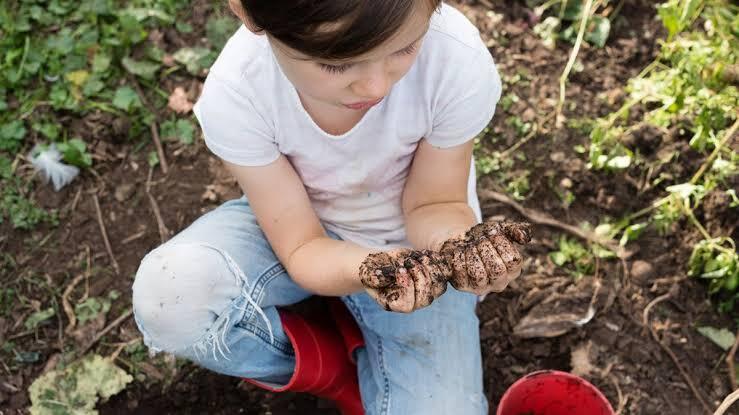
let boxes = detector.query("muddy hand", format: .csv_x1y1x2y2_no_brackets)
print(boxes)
440,221,532,295
359,249,451,313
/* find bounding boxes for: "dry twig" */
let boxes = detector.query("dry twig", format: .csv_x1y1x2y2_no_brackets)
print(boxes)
61,246,92,333
643,289,712,414
146,166,170,243
92,194,120,275
714,389,739,415
78,308,133,356
555,0,595,126
607,373,627,415
478,188,625,257
149,121,169,174
130,75,169,174
727,331,739,392
108,337,141,361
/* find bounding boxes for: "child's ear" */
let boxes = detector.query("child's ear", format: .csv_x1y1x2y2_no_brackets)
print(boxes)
228,0,265,35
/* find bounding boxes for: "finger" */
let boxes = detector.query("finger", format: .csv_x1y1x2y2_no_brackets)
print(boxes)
359,252,397,288
500,222,533,245
476,238,507,288
464,245,488,290
490,234,523,273
404,255,435,309
429,250,453,280
421,251,449,300
379,267,415,313
441,241,469,290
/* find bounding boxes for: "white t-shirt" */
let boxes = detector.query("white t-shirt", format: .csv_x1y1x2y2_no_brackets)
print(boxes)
194,3,502,249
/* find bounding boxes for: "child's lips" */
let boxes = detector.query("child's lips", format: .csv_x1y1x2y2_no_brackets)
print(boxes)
344,98,383,110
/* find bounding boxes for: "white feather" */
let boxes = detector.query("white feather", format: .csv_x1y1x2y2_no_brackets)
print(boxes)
28,144,79,191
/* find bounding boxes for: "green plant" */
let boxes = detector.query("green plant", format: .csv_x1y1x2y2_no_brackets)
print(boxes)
529,0,613,49
550,236,592,278
1,181,58,230
0,0,222,231
579,0,738,304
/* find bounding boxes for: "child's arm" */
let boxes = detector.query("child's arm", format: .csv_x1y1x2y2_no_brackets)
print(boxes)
401,138,478,252
402,138,531,296
223,157,372,296
223,156,453,311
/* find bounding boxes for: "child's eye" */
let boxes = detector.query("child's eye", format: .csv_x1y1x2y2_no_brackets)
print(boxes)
319,62,353,74
395,42,418,56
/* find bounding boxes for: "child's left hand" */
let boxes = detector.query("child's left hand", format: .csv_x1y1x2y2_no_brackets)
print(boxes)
439,221,532,296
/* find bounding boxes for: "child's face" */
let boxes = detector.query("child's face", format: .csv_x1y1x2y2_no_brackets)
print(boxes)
267,4,433,112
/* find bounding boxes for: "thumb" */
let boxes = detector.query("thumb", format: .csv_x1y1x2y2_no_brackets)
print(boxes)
499,221,533,245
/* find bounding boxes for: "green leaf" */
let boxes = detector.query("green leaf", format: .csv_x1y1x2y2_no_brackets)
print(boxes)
58,138,93,168
586,16,611,48
173,47,214,74
28,354,133,415
74,297,111,324
0,156,12,179
122,57,161,80
92,54,111,73
666,183,700,200
0,120,27,152
697,326,735,351
606,155,631,169
122,7,173,23
32,122,60,141
619,223,647,246
206,16,239,50
562,1,583,21
176,21,193,33
147,151,159,167
112,86,141,112
65,70,89,87
25,308,55,330
550,251,568,266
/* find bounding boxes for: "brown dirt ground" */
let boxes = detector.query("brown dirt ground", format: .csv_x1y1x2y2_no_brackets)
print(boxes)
1,1,737,414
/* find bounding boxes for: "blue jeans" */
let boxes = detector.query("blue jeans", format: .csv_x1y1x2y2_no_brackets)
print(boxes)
132,197,487,414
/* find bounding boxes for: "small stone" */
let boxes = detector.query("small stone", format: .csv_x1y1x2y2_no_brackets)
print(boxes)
522,107,536,122
114,183,135,202
630,260,655,285
549,151,566,162
560,177,573,189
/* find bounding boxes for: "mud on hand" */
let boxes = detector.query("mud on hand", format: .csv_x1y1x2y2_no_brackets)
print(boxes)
359,249,451,313
439,221,532,295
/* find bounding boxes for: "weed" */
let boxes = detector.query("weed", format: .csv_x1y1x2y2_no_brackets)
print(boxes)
578,0,738,302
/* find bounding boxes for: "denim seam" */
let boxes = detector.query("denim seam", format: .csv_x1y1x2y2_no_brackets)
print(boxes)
343,296,365,324
377,338,391,415
235,261,293,354
239,261,284,322
240,321,293,355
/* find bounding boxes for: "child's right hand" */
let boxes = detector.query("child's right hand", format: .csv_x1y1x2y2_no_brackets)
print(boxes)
359,249,451,313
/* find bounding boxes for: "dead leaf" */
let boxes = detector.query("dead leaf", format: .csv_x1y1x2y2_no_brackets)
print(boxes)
167,86,193,114
513,307,595,338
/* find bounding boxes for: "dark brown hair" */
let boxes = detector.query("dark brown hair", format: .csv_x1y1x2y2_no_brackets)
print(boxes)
240,0,441,60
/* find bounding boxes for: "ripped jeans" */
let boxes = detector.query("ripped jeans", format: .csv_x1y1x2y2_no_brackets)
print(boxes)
132,197,487,415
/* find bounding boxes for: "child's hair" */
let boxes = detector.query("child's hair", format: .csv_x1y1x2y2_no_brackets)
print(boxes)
240,0,442,60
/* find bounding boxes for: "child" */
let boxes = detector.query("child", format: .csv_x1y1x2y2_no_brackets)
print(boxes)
132,0,529,413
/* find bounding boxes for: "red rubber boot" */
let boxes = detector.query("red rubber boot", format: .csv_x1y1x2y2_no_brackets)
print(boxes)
244,307,364,415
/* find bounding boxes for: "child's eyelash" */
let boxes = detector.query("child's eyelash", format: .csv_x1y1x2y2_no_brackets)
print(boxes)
396,43,417,56
319,62,353,74
318,42,418,74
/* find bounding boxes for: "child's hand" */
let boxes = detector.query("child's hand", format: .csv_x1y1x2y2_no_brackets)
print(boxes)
359,249,451,313
440,221,532,295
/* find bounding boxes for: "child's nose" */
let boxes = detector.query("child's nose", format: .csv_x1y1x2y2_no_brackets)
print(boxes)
350,65,391,100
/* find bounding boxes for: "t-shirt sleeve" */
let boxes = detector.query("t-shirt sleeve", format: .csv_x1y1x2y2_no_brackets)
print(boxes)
426,51,502,148
193,74,280,166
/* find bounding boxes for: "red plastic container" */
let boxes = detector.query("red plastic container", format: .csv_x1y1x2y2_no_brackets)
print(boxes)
497,370,615,415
